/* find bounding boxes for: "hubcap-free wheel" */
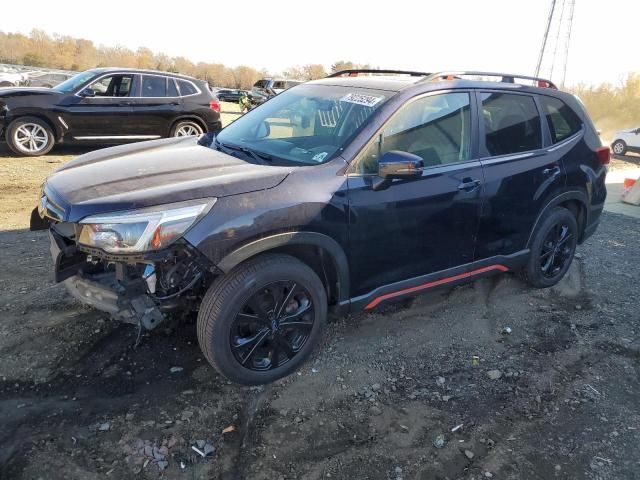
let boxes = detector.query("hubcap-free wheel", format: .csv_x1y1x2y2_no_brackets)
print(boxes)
173,122,203,137
14,123,50,154
539,222,573,279
197,254,327,385
230,281,314,371
520,206,578,288
612,141,625,155
6,117,55,156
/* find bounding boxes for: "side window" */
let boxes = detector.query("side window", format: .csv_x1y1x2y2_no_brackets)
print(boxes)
90,75,133,97
357,92,472,174
539,96,582,143
141,75,167,97
167,78,179,97
482,93,542,156
273,81,286,90
177,80,198,96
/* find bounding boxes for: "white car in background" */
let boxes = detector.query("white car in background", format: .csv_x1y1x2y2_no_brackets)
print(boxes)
611,127,640,156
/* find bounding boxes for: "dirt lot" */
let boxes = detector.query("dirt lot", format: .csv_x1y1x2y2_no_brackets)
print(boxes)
1,134,639,480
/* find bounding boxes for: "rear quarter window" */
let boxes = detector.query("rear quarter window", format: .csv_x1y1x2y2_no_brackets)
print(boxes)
177,80,198,96
539,96,583,143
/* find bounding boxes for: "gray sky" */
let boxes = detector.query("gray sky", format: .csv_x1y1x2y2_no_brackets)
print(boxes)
2,0,637,86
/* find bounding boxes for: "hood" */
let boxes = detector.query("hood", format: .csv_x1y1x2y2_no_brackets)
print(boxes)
0,87,60,98
44,136,291,222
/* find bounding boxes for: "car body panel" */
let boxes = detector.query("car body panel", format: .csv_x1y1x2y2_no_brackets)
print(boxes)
42,137,291,222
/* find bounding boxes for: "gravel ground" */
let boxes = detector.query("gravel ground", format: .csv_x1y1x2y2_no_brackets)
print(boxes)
0,142,639,480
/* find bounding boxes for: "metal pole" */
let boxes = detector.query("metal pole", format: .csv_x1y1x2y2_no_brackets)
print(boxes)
535,0,557,77
561,0,576,87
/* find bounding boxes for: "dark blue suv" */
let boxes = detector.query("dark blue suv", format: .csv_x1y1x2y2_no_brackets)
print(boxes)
31,70,609,384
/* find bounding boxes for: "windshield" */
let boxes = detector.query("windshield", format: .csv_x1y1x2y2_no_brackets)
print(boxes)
52,70,97,93
215,84,389,165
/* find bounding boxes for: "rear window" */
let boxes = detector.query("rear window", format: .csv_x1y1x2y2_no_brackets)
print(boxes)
177,80,198,96
539,96,582,143
481,92,542,156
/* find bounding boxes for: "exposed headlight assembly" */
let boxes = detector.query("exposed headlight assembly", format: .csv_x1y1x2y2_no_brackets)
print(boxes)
78,199,215,253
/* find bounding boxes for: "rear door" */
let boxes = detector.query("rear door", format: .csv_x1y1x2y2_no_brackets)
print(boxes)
475,91,566,259
347,91,484,297
125,74,183,137
63,73,135,137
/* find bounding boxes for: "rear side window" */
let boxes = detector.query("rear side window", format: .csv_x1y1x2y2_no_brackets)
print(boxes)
539,96,582,143
482,93,542,156
141,75,167,97
177,80,198,96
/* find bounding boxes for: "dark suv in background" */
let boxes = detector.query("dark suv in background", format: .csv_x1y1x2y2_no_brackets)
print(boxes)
1,67,221,156
31,69,608,385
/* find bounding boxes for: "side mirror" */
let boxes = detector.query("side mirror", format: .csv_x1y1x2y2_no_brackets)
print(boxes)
378,150,424,179
79,87,95,98
256,120,271,138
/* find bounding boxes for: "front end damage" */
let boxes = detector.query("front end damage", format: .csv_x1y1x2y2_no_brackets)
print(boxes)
48,223,217,330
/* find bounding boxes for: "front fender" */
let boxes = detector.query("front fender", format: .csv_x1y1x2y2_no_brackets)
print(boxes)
215,231,350,303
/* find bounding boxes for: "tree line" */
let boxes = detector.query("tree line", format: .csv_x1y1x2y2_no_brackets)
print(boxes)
0,29,367,89
1,29,637,136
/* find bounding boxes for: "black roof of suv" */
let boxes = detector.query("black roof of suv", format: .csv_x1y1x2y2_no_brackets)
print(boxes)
31,69,609,385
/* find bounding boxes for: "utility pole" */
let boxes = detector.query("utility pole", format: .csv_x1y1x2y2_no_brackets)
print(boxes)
535,0,576,87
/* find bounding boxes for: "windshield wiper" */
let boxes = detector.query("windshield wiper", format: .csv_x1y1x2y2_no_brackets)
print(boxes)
215,139,272,165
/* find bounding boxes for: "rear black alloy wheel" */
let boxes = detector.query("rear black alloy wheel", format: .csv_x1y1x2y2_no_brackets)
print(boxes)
521,206,578,288
197,254,327,385
230,281,314,371
539,222,573,279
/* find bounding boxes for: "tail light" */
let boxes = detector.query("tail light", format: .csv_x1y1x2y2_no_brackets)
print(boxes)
596,146,610,165
209,100,220,113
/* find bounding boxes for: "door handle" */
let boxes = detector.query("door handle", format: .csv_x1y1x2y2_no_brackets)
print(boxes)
542,166,561,177
457,178,482,192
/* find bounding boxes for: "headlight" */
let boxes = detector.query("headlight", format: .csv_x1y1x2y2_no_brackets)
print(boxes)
78,199,215,253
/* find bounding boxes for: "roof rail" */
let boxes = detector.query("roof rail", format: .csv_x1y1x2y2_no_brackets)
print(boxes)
327,69,431,78
423,71,558,89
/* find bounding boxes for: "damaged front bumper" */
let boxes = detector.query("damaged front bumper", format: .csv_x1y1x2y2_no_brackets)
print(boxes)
47,226,216,330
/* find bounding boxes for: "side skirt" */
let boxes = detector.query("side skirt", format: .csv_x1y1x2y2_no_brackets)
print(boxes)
344,250,530,312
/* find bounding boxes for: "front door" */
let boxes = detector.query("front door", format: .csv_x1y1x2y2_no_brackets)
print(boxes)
63,73,135,138
347,91,483,298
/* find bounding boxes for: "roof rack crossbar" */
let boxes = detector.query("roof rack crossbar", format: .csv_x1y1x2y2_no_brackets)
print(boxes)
422,71,558,89
327,69,431,78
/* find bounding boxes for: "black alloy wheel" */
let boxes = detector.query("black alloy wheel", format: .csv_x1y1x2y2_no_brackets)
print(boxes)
521,206,578,288
197,254,327,385
230,280,315,371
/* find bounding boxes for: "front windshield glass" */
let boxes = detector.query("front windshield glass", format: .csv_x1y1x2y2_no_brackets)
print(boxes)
52,70,98,93
215,84,389,165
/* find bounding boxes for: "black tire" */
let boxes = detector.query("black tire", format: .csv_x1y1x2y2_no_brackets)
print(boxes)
612,140,627,156
197,254,327,385
6,116,55,156
521,207,578,288
170,120,204,137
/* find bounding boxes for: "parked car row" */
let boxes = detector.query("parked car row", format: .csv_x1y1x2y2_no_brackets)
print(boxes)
216,88,268,106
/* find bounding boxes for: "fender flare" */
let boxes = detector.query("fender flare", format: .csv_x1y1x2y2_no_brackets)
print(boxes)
526,190,589,247
216,231,350,302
